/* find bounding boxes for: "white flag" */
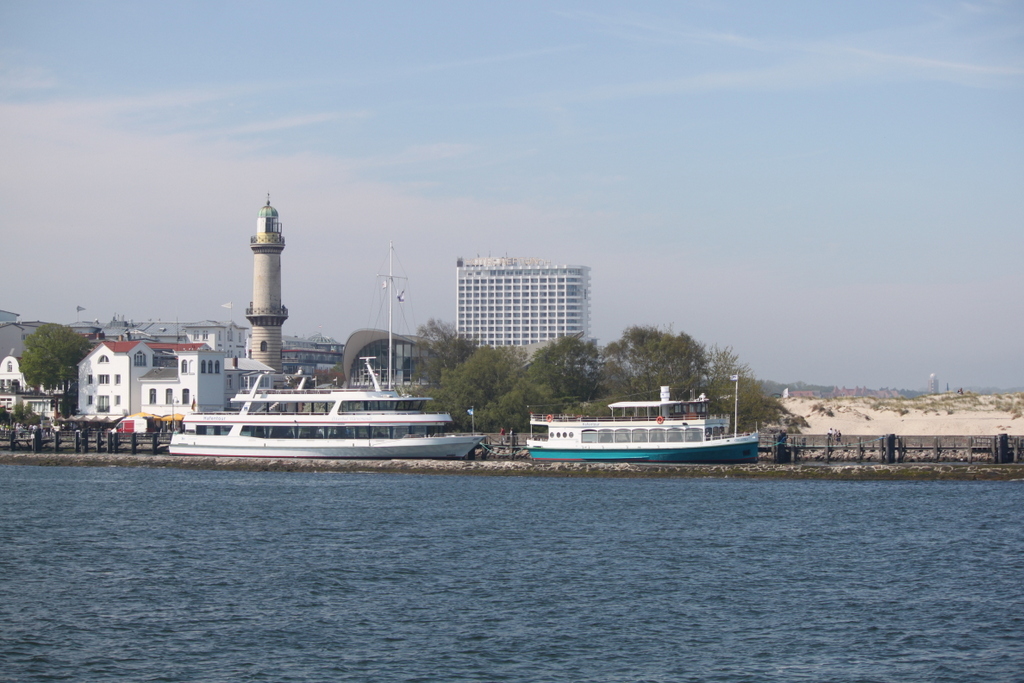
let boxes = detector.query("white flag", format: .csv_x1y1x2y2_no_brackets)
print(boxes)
730,374,739,381
221,302,233,309
397,291,405,302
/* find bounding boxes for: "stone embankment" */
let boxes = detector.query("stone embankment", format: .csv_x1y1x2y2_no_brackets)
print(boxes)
2,451,1022,480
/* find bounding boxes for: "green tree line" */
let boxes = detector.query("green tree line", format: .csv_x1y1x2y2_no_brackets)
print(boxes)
415,320,785,434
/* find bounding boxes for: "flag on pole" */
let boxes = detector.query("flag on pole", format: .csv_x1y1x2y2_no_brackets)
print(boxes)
382,281,388,289
76,306,86,312
221,302,233,309
730,374,739,381
467,408,474,416
397,291,405,302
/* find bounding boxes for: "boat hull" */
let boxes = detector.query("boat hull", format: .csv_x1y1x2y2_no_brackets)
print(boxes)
169,435,484,459
528,435,759,464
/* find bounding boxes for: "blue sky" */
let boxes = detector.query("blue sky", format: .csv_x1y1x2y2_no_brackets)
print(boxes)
2,1,1022,389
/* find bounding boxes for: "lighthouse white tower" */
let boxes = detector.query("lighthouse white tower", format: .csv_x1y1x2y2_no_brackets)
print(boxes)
246,197,288,371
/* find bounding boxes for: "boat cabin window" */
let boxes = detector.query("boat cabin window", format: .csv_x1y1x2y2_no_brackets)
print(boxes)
195,425,232,436
246,401,334,415
665,428,684,442
614,428,631,443
340,400,426,412
581,429,598,443
631,429,649,443
649,429,666,442
685,428,703,442
668,402,707,418
240,424,444,439
598,429,614,443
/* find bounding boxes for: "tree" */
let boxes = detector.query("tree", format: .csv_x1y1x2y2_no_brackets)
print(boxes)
527,335,603,408
315,361,346,387
603,325,707,399
431,346,542,433
12,403,40,426
415,318,477,387
704,344,786,433
19,324,92,393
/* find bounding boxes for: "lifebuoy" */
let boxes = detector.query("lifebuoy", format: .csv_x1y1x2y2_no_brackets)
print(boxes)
546,414,554,423
656,416,664,424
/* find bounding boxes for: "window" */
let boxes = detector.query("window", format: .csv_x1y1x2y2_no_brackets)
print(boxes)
181,360,188,374
87,375,93,385
87,395,93,405
97,396,109,413
214,361,220,373
166,389,173,404
114,396,121,406
98,375,110,385
98,355,109,363
182,388,190,406
227,376,232,389
134,351,147,367
149,389,157,404
201,360,207,374
260,341,268,352
114,375,121,385
5,362,11,372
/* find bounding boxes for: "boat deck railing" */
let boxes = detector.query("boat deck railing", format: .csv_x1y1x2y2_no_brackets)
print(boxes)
184,410,452,417
529,413,729,423
528,430,756,443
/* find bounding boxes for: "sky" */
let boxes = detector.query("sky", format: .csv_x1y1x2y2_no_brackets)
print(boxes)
2,1,1022,390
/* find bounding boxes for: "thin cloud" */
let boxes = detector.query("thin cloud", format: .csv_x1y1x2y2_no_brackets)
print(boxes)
223,111,370,136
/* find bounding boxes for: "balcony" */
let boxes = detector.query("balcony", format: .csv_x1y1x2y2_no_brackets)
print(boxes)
246,305,289,317
251,233,285,245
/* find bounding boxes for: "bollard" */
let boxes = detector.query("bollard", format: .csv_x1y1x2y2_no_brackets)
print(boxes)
33,429,42,453
151,432,159,455
53,429,60,453
96,430,103,453
995,434,1009,464
75,429,82,453
884,434,896,464
131,432,138,455
9,429,15,451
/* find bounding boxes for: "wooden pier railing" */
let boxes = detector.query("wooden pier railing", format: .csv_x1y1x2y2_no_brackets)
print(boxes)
758,433,1022,464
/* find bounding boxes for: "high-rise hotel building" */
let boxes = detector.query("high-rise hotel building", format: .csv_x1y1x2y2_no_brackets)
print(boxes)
456,257,591,346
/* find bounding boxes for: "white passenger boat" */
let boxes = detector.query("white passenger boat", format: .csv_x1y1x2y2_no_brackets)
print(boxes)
527,386,759,463
169,360,483,459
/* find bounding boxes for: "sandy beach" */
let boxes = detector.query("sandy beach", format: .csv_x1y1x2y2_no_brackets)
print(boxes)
782,393,1024,436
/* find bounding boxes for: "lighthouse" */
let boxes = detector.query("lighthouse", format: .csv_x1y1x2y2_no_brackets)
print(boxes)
246,197,288,370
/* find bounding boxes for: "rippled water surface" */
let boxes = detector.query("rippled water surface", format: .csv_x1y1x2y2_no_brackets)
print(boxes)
1,465,1022,682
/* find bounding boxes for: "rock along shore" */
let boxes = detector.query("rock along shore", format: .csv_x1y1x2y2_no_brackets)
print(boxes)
1,451,1023,480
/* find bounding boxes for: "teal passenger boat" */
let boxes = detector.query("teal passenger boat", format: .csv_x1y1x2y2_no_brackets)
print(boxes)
527,387,758,463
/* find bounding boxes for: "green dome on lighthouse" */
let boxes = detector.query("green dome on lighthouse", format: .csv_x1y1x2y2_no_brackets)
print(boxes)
259,195,278,218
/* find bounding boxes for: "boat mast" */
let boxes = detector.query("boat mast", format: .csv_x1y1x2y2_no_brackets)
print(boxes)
388,241,393,391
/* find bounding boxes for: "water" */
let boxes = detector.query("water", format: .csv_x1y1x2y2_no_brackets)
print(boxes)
1,466,1021,682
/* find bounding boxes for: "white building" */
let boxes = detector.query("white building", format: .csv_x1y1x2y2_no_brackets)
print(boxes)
455,257,591,346
182,320,249,359
77,340,227,421
1,354,63,422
